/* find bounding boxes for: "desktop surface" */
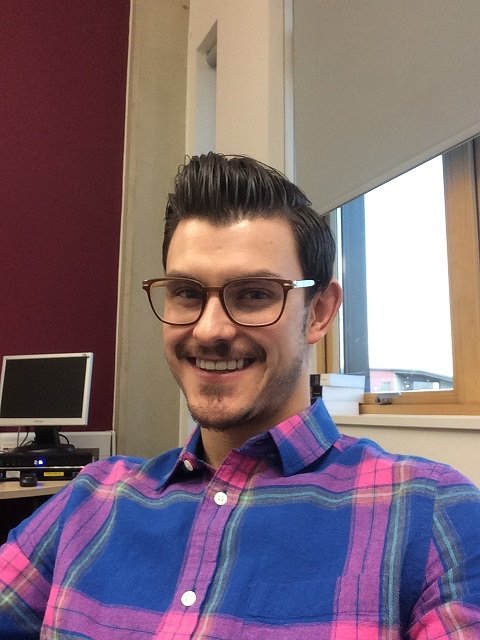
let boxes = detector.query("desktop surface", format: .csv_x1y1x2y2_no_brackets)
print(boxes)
0,479,68,500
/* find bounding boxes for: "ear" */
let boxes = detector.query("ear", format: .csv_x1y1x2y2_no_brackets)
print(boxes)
306,279,342,345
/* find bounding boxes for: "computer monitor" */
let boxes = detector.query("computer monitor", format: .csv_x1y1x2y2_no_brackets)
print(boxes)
0,352,93,453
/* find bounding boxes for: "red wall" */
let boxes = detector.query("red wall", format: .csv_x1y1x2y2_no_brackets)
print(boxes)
0,1,130,429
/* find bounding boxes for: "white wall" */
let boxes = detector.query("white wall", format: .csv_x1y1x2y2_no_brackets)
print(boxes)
186,0,286,167
115,0,189,457
338,416,480,486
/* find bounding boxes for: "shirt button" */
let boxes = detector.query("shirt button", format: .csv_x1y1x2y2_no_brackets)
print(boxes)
183,460,194,472
214,491,228,506
181,590,197,607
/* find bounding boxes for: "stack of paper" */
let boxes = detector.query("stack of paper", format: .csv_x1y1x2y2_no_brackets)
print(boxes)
311,373,365,416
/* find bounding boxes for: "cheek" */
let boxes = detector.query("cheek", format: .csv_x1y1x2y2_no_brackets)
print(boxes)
276,305,309,341
162,327,184,359
162,326,172,352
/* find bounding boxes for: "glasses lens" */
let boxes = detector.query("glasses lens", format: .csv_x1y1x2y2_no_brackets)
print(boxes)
149,279,204,324
224,279,285,326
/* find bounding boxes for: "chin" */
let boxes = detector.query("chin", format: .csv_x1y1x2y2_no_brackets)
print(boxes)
187,400,255,432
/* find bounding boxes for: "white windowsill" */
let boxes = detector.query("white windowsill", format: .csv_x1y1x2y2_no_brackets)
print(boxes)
333,414,480,431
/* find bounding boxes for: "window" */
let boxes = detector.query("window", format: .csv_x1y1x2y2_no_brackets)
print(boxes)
323,137,480,415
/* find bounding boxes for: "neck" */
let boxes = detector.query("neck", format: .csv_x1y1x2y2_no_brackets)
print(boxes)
200,422,268,469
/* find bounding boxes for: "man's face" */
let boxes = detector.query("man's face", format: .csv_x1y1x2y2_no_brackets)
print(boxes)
163,217,318,434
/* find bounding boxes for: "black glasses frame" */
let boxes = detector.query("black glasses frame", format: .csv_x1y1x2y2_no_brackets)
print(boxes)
142,276,318,327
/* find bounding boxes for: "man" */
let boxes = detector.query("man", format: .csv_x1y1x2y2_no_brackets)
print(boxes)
1,153,479,639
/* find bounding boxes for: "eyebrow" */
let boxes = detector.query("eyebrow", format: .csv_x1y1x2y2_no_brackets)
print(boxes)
165,270,283,281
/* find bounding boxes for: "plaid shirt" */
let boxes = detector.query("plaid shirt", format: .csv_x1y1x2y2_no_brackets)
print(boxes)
1,400,479,639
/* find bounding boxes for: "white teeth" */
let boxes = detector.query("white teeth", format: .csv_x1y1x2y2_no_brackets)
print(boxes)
196,358,246,371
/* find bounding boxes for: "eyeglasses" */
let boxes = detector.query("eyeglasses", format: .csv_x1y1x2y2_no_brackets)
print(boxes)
142,277,318,327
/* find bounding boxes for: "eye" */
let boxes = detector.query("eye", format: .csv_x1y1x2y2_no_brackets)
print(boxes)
227,280,281,308
238,287,272,300
175,287,202,299
166,281,203,301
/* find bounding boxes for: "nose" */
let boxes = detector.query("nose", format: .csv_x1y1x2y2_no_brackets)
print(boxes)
192,292,237,345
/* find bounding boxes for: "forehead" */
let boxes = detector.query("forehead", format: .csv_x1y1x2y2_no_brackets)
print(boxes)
166,217,303,281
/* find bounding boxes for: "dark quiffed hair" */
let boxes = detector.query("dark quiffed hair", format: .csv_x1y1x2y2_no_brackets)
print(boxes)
163,152,336,294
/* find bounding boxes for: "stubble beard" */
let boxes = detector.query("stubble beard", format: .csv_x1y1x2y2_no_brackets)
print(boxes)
184,323,309,433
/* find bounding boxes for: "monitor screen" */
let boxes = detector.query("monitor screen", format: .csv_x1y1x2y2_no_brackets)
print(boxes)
0,353,93,427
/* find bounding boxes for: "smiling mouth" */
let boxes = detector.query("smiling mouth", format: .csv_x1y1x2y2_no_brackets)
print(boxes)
195,358,252,372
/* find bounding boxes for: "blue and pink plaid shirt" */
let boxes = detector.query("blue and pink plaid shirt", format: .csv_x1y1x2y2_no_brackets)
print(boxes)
1,399,480,639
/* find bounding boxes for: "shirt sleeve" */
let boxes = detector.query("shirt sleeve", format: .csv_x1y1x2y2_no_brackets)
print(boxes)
408,465,480,639
0,484,72,639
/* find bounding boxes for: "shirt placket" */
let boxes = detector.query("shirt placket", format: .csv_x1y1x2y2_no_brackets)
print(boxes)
154,450,259,639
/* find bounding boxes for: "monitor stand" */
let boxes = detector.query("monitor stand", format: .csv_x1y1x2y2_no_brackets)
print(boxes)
12,427,76,455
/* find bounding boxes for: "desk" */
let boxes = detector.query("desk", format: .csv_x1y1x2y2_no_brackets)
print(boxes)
0,481,68,544
0,480,68,500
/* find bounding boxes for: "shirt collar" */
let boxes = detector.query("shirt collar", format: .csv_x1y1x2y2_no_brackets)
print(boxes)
158,399,340,487
266,399,340,475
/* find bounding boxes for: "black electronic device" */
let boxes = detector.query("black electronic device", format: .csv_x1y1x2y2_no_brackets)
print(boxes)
19,474,38,488
0,448,99,480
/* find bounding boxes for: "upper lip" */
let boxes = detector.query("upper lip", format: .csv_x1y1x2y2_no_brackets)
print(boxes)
177,342,264,363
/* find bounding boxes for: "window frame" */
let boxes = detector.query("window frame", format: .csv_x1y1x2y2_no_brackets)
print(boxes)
321,137,480,415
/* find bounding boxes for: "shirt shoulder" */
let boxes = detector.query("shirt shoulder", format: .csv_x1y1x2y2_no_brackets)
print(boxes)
334,431,479,492
70,447,183,494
